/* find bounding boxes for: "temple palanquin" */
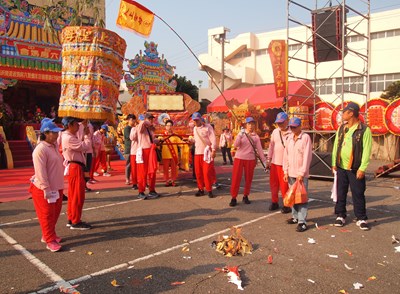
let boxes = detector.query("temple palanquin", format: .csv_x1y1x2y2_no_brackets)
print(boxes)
120,41,200,132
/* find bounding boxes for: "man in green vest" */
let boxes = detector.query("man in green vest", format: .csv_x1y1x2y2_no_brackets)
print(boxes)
332,102,372,231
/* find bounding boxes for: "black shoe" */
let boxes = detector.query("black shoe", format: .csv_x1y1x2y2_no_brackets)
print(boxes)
137,192,147,200
208,191,215,198
85,187,92,192
70,222,92,230
281,206,291,214
62,194,68,201
195,190,205,197
229,198,237,207
296,223,307,232
66,220,72,227
131,184,138,190
287,218,298,224
334,217,346,227
148,191,160,199
242,196,251,204
269,202,279,211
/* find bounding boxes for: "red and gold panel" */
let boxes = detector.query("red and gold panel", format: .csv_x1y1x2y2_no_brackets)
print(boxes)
360,98,389,136
384,98,400,135
315,101,334,131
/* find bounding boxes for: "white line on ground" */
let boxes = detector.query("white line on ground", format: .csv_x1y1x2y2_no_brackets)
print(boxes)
34,210,282,293
0,229,75,294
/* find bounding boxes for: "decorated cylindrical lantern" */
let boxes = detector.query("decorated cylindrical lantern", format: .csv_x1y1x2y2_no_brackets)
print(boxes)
58,26,127,122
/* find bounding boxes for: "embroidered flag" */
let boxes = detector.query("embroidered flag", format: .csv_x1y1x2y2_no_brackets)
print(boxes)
116,0,154,37
268,40,288,98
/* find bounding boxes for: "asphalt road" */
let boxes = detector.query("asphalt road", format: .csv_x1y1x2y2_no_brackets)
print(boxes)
1,160,399,294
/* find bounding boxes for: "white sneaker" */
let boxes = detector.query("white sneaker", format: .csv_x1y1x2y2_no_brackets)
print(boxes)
93,172,100,176
103,172,111,177
356,220,370,231
334,217,345,227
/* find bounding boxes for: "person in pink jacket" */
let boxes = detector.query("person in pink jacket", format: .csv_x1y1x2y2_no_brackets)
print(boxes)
267,112,291,213
30,119,64,252
229,117,267,207
283,117,312,232
191,112,217,198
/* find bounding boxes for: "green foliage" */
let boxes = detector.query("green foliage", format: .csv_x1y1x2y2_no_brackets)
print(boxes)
380,81,400,101
172,74,199,101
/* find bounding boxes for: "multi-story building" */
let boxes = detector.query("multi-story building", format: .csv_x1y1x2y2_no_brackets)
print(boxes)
199,8,400,106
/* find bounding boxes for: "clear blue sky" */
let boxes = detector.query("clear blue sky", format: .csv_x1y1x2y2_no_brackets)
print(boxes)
105,0,400,88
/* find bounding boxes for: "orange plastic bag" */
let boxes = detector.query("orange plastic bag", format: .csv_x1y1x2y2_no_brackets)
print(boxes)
283,181,297,207
294,180,308,204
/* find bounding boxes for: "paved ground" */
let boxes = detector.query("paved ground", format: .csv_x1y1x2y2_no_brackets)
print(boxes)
0,157,399,294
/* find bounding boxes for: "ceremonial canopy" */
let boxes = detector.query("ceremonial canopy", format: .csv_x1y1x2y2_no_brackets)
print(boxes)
207,80,320,113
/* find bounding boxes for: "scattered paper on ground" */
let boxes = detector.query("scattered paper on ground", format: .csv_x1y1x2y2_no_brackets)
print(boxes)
308,238,316,244
213,227,253,257
307,279,315,284
344,264,354,270
353,282,364,289
86,251,93,255
171,281,185,286
144,275,152,280
327,254,338,258
111,279,120,287
368,276,377,281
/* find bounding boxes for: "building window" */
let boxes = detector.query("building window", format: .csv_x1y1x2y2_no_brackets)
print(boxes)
371,29,400,40
233,50,251,59
336,77,364,94
370,73,400,92
348,35,365,42
1,45,16,55
316,79,332,95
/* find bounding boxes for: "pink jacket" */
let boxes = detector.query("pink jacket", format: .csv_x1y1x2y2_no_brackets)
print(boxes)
267,128,291,165
193,124,216,155
137,121,157,150
234,132,266,162
129,127,138,155
32,141,64,193
283,132,312,178
92,130,105,152
61,130,92,164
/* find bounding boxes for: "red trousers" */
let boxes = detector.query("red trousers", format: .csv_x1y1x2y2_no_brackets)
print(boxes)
67,163,86,224
94,150,107,173
30,184,63,243
163,158,177,182
130,154,138,185
194,154,214,192
269,163,289,203
137,148,156,193
230,158,257,198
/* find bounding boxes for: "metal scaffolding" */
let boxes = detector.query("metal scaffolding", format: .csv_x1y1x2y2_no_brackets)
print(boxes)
286,0,370,178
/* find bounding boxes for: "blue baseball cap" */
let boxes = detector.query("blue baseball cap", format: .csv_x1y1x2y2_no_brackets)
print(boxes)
275,112,288,123
101,124,109,132
343,102,360,115
192,112,202,120
138,114,145,121
288,117,302,127
61,116,78,128
245,117,255,123
40,118,54,125
40,120,63,133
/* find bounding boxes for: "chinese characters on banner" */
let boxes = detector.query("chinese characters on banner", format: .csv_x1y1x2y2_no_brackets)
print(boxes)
268,40,288,98
116,0,154,37
360,99,389,135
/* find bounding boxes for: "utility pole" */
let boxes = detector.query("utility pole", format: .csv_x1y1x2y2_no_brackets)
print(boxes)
212,27,230,93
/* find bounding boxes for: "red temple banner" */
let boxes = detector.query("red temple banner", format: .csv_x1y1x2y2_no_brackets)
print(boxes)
384,98,400,135
315,102,334,131
360,99,389,136
268,40,288,98
116,0,155,37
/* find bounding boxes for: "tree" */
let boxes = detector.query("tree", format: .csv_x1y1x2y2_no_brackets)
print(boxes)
380,81,400,101
172,74,199,101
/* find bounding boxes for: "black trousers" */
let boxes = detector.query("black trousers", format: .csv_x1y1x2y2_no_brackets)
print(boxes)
221,147,233,164
335,167,367,220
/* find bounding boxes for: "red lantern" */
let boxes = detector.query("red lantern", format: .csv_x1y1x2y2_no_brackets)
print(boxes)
227,112,232,118
245,111,251,117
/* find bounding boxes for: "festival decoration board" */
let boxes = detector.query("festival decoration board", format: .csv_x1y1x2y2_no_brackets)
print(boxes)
314,101,334,131
288,105,311,129
384,98,400,135
360,98,389,136
58,26,127,122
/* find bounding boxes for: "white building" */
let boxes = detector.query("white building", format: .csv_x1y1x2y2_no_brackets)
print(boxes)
199,8,400,107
